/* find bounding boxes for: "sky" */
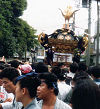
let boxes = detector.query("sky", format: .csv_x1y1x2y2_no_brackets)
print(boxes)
21,0,97,36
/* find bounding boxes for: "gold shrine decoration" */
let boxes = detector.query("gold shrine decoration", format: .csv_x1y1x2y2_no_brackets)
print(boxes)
38,32,88,54
59,6,79,24
38,32,46,43
48,38,78,53
37,5,89,65
48,38,78,45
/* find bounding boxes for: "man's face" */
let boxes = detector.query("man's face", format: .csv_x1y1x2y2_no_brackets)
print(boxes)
37,79,51,99
2,78,16,94
15,82,23,102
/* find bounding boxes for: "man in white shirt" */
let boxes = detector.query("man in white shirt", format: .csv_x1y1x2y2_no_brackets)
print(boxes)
0,67,23,109
37,73,72,109
51,66,71,101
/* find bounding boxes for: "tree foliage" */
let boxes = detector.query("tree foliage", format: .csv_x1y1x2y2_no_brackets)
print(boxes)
12,18,37,58
0,14,16,57
0,0,38,58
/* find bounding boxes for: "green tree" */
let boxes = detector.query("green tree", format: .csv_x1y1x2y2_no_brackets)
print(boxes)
0,0,27,19
12,18,38,58
0,0,38,58
0,14,16,57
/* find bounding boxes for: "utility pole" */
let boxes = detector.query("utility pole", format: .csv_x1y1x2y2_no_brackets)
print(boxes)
86,0,91,66
72,13,75,31
96,0,100,65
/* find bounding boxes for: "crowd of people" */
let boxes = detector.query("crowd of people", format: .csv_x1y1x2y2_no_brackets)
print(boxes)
0,56,100,109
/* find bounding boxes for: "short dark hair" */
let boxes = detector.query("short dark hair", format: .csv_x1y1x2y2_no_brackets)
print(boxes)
71,79,100,109
70,62,79,73
78,62,87,72
9,60,20,68
57,62,65,68
0,67,20,84
86,66,93,76
91,66,100,78
73,71,89,83
0,64,5,70
35,62,48,73
16,76,40,98
0,61,5,65
51,66,67,81
38,73,59,96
